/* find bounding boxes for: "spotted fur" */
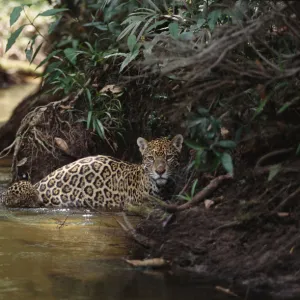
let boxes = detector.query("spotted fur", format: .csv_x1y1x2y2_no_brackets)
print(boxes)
1,135,184,210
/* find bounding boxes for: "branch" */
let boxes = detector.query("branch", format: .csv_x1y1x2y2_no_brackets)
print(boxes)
147,174,233,213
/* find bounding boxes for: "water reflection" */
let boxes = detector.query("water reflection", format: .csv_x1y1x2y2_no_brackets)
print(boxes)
0,209,136,300
49,267,233,300
0,208,236,300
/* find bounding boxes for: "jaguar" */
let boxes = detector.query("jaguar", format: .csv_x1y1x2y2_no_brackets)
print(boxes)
0,135,183,210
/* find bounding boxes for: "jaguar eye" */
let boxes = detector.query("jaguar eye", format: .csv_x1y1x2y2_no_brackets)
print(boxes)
166,155,173,161
148,156,154,161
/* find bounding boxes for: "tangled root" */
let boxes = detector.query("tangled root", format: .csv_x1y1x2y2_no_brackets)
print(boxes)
0,80,107,183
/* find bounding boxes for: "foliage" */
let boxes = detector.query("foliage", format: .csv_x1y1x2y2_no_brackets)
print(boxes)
185,107,235,175
178,179,199,201
6,0,300,176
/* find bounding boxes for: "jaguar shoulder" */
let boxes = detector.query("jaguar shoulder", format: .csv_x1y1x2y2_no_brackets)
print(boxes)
1,134,184,210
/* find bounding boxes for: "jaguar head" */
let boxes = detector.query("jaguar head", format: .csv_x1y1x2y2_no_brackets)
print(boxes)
137,134,184,186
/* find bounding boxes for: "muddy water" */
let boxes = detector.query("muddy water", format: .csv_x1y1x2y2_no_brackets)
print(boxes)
0,166,233,300
0,80,39,123
0,84,234,300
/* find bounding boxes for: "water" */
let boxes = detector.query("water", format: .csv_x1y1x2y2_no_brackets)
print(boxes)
0,165,236,300
0,80,39,123
0,188,233,300
0,83,235,300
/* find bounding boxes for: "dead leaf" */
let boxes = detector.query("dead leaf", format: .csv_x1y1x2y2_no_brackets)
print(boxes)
215,286,239,297
221,127,230,138
125,258,167,268
100,84,123,94
54,137,69,154
204,199,215,209
277,212,289,217
59,105,73,110
103,64,109,71
17,157,28,167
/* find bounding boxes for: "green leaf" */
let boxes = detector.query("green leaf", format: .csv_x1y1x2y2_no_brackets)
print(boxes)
221,152,234,176
252,97,269,120
48,18,61,34
45,61,61,74
5,25,26,52
197,107,210,116
197,18,206,28
191,179,198,197
296,144,300,156
177,193,192,201
184,140,203,151
268,164,281,181
35,49,61,70
96,119,105,138
10,6,23,26
179,32,194,41
83,22,107,31
25,48,32,62
37,8,69,17
127,34,137,52
277,96,300,114
86,89,92,108
64,48,78,65
187,118,204,128
145,20,168,33
277,102,291,114
25,35,37,62
217,140,237,149
30,42,43,64
208,9,221,31
87,111,92,129
195,149,205,167
120,45,140,72
169,22,179,39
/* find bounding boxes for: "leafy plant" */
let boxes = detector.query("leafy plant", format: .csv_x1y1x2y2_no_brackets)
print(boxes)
186,107,235,176
6,4,68,62
82,87,125,151
178,179,199,201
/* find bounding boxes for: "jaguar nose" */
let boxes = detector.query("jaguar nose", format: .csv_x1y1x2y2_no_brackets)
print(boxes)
156,166,166,175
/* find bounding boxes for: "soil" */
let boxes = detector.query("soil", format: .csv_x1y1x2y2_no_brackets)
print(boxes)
135,130,300,299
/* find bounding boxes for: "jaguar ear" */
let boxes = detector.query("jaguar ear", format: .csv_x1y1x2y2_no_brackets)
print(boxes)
171,134,184,152
137,137,148,154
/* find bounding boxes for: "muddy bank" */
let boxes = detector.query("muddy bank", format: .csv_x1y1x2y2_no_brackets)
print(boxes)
136,141,300,298
137,205,300,298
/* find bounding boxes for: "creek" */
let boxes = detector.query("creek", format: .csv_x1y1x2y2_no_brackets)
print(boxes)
0,82,235,300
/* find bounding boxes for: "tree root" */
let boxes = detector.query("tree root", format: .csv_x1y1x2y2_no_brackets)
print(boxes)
271,186,300,213
255,148,294,168
146,174,233,213
0,79,92,183
116,212,157,248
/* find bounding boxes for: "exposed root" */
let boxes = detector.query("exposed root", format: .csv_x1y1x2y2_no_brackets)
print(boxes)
212,221,240,233
117,212,157,248
255,148,294,169
0,140,16,160
272,186,300,213
146,174,233,213
1,79,94,183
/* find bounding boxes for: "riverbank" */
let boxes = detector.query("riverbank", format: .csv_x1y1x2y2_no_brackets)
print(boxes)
136,135,300,299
